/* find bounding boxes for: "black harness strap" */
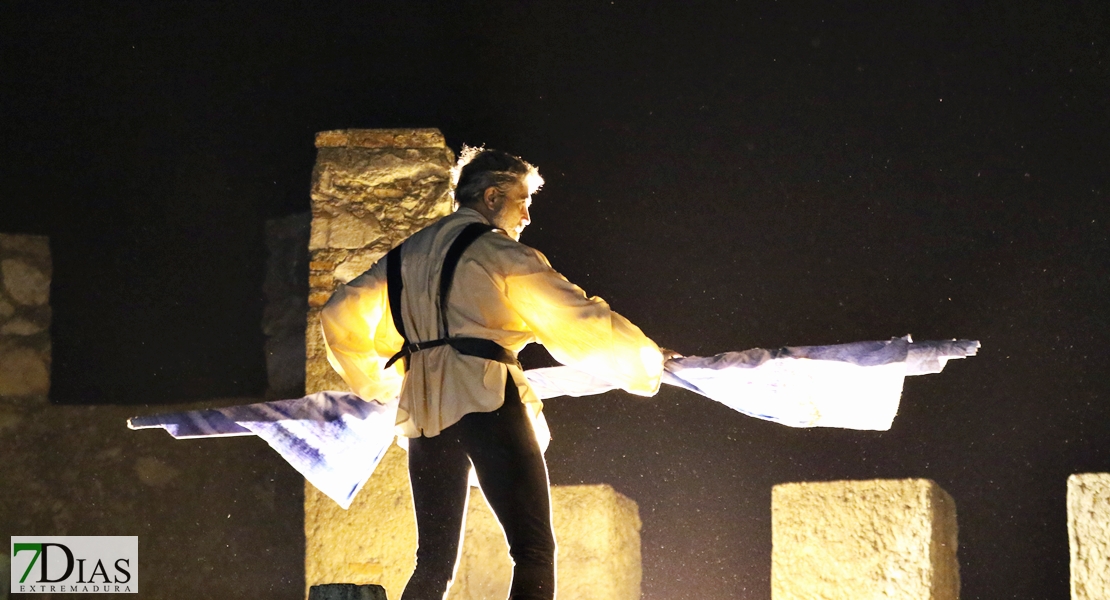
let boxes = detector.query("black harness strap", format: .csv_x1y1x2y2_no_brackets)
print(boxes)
384,222,518,371
438,222,495,337
386,244,407,343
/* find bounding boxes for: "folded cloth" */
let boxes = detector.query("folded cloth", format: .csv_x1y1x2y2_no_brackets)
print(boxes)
658,336,980,429
129,336,978,508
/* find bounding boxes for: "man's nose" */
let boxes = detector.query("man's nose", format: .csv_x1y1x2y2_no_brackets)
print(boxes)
521,206,531,226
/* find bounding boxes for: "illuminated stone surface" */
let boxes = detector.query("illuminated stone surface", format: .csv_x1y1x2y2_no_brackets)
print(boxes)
0,234,51,404
450,484,642,600
305,128,455,396
772,478,959,600
1068,473,1110,600
304,130,643,600
305,445,416,598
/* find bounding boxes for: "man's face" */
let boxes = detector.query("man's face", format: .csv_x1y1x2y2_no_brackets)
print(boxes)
490,179,532,240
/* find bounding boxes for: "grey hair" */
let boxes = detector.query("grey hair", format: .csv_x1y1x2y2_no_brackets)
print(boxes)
452,145,544,207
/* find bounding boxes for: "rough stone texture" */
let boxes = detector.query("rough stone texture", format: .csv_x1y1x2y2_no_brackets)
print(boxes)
264,212,311,399
0,234,52,405
305,445,417,599
772,479,959,600
1,258,50,306
303,130,644,600
450,484,642,600
1068,473,1110,600
0,400,305,599
305,128,455,397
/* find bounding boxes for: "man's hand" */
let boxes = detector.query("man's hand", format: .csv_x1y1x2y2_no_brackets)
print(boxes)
660,347,683,361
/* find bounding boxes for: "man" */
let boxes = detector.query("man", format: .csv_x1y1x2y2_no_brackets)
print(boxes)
320,148,665,600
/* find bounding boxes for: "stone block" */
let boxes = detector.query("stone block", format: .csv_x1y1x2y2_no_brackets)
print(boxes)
0,345,49,396
1068,473,1110,600
772,478,959,600
305,445,416,599
450,484,642,600
0,233,51,404
308,583,388,600
1,259,49,306
315,128,447,149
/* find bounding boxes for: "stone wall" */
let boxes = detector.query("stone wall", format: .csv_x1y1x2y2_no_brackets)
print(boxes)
772,479,959,600
0,233,305,599
0,234,51,406
1,402,305,599
1068,473,1110,600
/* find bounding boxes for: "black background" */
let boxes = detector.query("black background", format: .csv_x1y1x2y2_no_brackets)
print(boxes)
2,2,1108,598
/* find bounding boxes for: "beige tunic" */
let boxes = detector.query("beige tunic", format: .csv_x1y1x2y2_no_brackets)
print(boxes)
320,207,664,438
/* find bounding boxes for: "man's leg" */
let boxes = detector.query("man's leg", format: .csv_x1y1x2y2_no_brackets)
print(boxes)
402,429,473,600
460,381,556,600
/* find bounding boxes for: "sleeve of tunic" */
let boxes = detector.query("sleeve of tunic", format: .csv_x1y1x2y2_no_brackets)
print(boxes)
318,262,406,403
498,242,665,397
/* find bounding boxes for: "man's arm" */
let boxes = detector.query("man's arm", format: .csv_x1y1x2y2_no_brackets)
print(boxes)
319,262,406,403
502,249,664,397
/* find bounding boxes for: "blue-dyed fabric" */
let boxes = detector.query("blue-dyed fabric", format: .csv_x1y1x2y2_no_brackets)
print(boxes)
129,337,978,508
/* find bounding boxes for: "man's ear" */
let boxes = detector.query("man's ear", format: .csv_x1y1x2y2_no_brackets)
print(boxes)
483,186,500,209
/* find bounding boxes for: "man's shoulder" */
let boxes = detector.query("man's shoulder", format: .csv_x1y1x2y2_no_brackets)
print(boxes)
400,210,477,252
472,231,550,271
403,209,549,270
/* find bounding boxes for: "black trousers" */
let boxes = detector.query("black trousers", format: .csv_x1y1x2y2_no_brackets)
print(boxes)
401,379,556,600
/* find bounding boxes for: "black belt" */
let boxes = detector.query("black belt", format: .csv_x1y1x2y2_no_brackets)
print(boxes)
385,336,520,371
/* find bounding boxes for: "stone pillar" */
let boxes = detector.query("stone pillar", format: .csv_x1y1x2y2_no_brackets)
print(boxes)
772,479,959,600
304,129,457,598
1068,473,1110,600
305,129,456,396
0,233,51,408
303,129,644,600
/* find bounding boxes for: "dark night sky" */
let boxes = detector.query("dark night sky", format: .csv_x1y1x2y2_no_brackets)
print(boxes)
3,2,1109,598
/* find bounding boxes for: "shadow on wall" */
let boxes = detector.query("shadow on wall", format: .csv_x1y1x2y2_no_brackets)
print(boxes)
264,213,311,399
